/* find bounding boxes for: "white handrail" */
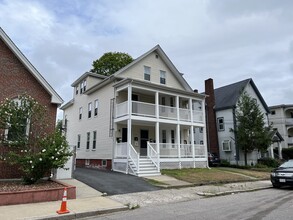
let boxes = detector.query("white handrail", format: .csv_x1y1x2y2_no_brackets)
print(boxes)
147,142,160,172
128,143,140,173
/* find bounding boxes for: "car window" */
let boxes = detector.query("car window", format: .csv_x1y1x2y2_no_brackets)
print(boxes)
280,160,293,168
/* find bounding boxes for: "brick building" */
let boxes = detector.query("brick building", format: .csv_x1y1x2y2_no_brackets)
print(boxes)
0,27,63,178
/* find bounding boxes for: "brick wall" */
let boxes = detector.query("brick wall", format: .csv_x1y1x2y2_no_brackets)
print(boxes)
205,78,220,156
76,159,112,170
0,38,58,179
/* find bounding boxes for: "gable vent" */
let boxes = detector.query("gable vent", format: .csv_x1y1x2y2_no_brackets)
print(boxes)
155,54,159,59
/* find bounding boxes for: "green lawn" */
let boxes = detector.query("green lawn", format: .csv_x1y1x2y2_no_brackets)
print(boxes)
161,167,270,185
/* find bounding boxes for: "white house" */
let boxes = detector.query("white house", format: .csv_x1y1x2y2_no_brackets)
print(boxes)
205,78,277,166
61,45,208,176
269,105,293,152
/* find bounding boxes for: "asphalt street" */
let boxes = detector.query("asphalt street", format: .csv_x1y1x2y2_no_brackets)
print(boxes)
73,167,160,195
82,188,293,220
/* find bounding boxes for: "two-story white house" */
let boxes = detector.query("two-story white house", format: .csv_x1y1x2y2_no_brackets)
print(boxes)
269,105,293,150
61,45,208,176
204,78,277,165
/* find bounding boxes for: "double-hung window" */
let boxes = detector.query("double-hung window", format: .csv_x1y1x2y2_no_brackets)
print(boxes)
79,107,83,120
222,140,231,151
94,99,99,117
92,131,97,150
217,117,225,131
88,102,92,118
86,132,90,150
144,66,151,81
160,70,166,84
77,134,81,149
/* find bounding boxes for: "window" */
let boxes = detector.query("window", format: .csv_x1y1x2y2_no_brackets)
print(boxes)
217,117,225,131
162,130,167,143
199,127,203,133
79,107,82,120
144,66,151,81
83,80,87,92
222,140,231,151
171,130,175,144
76,86,79,95
271,110,275,115
85,159,90,166
79,80,87,94
88,102,92,118
94,99,99,116
102,159,107,167
86,132,90,150
80,81,83,94
160,70,166,84
92,131,96,150
77,134,81,149
200,140,204,145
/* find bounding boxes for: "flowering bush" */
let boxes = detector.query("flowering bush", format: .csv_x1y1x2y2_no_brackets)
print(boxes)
0,95,71,184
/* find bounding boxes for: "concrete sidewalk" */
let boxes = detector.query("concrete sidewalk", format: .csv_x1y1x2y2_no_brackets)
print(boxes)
0,176,272,220
0,179,128,220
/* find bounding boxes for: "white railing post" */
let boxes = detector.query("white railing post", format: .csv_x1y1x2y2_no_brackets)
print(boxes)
126,143,129,174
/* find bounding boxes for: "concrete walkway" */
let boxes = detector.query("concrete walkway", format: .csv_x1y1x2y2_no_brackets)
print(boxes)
0,176,272,220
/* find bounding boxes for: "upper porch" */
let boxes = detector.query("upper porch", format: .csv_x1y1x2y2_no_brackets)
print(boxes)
114,80,205,125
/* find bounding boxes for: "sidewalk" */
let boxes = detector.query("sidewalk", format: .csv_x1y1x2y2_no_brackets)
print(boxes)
0,176,272,220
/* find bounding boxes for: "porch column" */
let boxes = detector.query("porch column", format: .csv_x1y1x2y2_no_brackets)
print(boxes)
177,124,181,168
189,98,193,122
202,99,209,167
156,121,160,171
278,142,283,159
176,96,180,121
126,83,132,174
155,91,159,119
191,126,195,167
270,144,274,159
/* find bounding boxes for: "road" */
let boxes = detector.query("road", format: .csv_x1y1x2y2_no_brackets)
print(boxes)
82,188,293,220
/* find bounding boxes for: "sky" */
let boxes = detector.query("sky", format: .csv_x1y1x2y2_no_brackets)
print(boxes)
1,0,293,118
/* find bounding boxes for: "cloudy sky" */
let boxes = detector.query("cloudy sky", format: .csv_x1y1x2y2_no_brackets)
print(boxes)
1,0,292,115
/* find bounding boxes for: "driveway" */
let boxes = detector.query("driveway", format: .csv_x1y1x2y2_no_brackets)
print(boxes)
73,167,160,195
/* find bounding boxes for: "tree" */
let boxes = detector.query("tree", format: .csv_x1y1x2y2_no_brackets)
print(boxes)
91,52,133,76
0,95,72,184
234,92,272,166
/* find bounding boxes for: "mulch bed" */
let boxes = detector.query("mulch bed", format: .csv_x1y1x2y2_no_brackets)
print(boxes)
0,180,64,192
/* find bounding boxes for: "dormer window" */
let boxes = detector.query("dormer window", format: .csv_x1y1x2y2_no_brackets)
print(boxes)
79,80,87,94
76,86,79,95
144,66,151,81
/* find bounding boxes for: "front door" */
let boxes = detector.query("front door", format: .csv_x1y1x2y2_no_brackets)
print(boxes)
122,128,127,142
140,129,149,156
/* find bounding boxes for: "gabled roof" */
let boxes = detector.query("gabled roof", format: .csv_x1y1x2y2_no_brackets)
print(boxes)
0,27,63,105
113,44,193,92
270,130,284,142
214,78,269,113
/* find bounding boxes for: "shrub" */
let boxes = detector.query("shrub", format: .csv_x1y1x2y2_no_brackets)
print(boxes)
282,148,293,160
257,157,280,168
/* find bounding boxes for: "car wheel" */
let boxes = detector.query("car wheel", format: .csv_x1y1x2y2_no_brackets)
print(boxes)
272,183,280,188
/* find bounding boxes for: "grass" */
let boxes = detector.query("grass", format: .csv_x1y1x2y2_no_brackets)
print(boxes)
146,178,169,186
161,167,270,185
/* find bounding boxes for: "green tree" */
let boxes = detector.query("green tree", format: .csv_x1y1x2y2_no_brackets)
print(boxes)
91,52,133,76
0,95,72,184
235,92,272,166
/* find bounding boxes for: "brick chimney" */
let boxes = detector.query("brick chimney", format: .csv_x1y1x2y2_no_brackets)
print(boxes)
205,78,219,156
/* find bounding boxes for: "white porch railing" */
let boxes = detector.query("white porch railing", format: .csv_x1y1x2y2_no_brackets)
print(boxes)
147,142,160,172
116,101,128,118
114,142,128,158
115,100,204,123
132,101,156,117
128,143,140,173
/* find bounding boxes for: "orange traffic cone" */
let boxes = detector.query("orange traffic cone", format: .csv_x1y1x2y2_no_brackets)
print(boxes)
57,188,70,214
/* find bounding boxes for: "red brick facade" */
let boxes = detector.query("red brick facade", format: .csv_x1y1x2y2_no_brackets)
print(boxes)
0,38,58,179
76,159,112,170
205,78,220,156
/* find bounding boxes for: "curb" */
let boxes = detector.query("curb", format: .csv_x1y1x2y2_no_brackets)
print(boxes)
196,186,272,197
32,206,129,220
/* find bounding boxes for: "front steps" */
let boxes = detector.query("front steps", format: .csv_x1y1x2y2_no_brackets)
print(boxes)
129,157,161,177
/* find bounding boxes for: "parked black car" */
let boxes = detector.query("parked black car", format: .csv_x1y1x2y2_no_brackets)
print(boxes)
271,160,293,188
208,153,220,167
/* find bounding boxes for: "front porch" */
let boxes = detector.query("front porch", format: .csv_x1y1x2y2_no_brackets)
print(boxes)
113,141,207,177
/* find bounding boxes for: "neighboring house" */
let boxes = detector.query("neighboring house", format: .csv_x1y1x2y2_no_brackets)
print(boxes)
204,78,277,165
61,45,208,176
0,27,65,179
268,104,293,151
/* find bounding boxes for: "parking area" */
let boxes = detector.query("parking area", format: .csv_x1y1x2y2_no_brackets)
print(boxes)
73,167,160,195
